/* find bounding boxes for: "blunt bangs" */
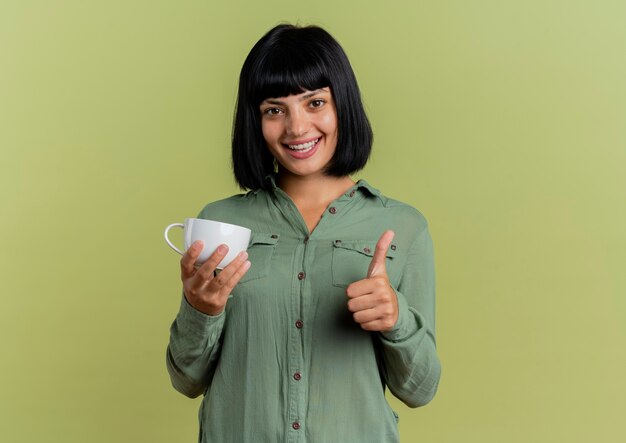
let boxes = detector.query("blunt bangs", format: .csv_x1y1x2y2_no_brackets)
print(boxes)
247,44,331,107
232,24,373,191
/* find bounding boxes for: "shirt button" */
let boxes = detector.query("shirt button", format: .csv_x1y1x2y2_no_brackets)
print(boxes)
363,247,371,254
391,244,396,251
349,190,356,197
293,372,302,381
329,207,337,214
335,239,342,244
295,320,303,329
297,272,305,280
304,236,309,243
292,421,301,430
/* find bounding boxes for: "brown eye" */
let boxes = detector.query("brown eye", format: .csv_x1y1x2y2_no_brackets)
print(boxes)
310,99,325,108
263,108,282,116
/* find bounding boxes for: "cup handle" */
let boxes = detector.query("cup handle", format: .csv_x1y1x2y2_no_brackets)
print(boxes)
164,223,185,256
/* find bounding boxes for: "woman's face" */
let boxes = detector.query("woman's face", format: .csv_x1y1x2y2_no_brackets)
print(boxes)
259,87,338,180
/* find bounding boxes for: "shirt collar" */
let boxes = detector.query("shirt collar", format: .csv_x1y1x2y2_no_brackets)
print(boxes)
353,178,381,197
255,174,387,205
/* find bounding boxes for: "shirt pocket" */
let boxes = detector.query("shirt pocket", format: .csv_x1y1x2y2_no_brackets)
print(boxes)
238,232,279,283
331,239,397,288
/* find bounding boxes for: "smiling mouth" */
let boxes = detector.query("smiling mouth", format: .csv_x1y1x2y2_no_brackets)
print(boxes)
284,137,320,153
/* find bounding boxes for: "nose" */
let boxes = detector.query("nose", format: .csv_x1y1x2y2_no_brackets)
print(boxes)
285,108,310,138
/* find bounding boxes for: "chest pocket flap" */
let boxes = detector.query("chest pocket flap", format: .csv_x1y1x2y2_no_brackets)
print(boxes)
238,232,279,283
331,239,397,288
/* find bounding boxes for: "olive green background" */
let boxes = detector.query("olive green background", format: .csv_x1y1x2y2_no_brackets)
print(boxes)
1,1,624,442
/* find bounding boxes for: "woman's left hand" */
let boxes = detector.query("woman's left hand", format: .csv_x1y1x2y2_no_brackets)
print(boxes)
346,230,399,332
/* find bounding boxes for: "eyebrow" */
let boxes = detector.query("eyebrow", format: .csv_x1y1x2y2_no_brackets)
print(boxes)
262,88,327,105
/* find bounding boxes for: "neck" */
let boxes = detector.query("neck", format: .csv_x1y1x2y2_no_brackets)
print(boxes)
276,171,356,208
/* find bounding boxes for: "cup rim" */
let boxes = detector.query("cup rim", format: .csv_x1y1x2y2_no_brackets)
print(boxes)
185,217,251,234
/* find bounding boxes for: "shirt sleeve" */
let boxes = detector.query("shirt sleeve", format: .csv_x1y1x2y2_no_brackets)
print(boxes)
165,293,226,398
376,224,441,408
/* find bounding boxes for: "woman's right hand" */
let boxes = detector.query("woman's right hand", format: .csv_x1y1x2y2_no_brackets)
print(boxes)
180,240,251,316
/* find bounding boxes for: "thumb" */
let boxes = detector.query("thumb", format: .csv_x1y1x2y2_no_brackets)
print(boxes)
367,230,395,278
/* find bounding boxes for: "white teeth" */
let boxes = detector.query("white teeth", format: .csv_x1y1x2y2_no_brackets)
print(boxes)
287,138,319,151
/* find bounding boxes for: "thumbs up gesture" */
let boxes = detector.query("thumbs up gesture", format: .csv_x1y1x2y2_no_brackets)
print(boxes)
346,230,399,332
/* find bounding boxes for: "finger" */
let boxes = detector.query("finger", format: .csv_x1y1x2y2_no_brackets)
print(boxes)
208,251,249,289
180,240,204,279
360,319,395,332
193,244,229,283
346,276,388,299
217,259,252,297
353,305,397,331
367,230,395,277
346,292,378,313
352,307,381,325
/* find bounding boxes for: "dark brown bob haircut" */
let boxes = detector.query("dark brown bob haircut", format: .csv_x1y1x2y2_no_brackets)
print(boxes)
231,23,373,191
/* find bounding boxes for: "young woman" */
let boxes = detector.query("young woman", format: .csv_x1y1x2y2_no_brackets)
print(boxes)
166,23,440,443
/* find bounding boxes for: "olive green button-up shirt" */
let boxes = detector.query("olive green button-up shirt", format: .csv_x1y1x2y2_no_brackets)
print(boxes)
166,176,440,443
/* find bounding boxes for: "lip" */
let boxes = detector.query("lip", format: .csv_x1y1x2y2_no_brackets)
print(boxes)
282,136,321,146
283,137,321,159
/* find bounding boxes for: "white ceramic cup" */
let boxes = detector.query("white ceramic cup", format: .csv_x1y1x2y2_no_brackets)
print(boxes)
164,218,251,269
